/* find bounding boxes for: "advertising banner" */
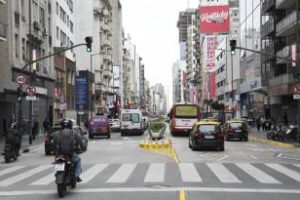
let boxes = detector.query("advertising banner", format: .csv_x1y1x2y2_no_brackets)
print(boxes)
203,35,218,71
199,5,230,34
76,77,88,110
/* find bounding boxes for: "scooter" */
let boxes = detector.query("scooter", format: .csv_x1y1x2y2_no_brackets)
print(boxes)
54,155,77,198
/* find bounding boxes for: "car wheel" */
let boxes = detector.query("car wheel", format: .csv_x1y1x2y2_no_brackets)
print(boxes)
219,146,225,151
45,150,51,156
89,134,93,139
107,133,111,139
188,137,192,148
121,132,124,136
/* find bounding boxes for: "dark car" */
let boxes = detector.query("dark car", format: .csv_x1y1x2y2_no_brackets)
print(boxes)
189,121,224,151
88,116,111,139
224,120,248,141
44,124,88,155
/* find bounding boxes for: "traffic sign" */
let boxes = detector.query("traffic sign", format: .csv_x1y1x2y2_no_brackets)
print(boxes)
293,94,300,100
26,86,36,96
16,75,26,85
26,96,37,101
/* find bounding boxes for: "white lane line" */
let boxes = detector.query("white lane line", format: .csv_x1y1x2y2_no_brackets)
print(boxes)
0,166,26,178
144,163,165,183
179,163,202,183
81,164,108,184
217,155,229,161
250,156,258,160
106,164,137,183
0,165,52,187
207,163,241,183
266,164,300,182
30,172,54,186
236,163,280,184
294,164,300,169
2,187,300,196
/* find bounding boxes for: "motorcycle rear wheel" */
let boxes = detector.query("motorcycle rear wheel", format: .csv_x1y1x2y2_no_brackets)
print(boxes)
57,183,66,198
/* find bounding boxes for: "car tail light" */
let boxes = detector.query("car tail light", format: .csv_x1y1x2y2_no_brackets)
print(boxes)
218,131,224,138
172,120,176,127
193,131,201,138
228,127,234,133
44,134,50,141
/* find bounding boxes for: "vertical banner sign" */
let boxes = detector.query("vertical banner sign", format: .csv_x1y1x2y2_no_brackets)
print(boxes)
199,5,230,34
292,44,296,67
76,77,88,110
204,35,218,71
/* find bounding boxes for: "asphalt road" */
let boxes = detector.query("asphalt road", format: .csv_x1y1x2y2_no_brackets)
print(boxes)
0,127,300,200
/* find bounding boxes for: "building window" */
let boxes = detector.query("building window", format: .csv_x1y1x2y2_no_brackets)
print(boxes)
70,21,73,33
69,0,73,13
15,34,19,58
39,7,45,28
15,12,20,28
22,38,26,60
56,26,59,39
56,2,59,15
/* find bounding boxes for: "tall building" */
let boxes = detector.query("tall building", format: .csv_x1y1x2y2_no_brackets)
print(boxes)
261,0,300,122
172,62,181,104
0,0,55,132
75,0,113,114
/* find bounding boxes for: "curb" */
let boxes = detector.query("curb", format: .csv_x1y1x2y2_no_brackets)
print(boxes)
249,135,298,148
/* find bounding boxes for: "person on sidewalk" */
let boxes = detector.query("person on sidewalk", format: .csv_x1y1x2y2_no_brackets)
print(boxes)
32,119,39,140
256,118,261,133
43,118,50,134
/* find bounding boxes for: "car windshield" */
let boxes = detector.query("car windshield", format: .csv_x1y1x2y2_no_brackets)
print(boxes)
122,113,140,123
199,125,217,132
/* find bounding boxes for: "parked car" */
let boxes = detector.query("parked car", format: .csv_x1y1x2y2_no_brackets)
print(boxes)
109,119,120,131
120,109,144,136
88,116,111,139
189,120,224,151
44,123,88,155
224,120,248,141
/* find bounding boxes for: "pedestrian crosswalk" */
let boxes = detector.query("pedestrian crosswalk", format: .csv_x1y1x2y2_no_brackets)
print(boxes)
0,162,300,188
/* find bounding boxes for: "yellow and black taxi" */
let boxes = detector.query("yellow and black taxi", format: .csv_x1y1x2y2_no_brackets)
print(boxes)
188,120,224,151
224,120,248,141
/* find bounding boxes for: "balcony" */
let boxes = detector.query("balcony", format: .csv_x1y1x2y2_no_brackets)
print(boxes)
0,21,6,41
262,17,275,38
262,0,275,14
262,41,275,62
276,10,299,36
102,37,112,48
103,54,112,61
101,23,111,32
269,73,296,87
276,45,290,64
102,69,112,79
0,0,6,4
276,0,296,9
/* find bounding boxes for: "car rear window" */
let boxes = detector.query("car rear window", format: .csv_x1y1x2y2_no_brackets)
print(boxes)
230,123,245,128
48,127,61,134
199,125,217,132
92,117,108,122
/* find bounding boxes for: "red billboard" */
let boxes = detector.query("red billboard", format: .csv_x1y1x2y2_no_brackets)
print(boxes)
199,5,230,34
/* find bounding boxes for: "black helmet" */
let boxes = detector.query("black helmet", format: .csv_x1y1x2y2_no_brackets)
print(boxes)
60,119,73,129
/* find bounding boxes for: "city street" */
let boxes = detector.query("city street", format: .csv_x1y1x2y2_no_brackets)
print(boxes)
0,128,300,200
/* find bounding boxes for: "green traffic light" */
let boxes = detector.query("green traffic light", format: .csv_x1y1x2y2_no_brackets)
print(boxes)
87,48,92,52
231,51,236,55
17,97,22,102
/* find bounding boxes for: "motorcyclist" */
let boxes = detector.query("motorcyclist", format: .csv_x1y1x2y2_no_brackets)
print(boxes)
53,119,85,182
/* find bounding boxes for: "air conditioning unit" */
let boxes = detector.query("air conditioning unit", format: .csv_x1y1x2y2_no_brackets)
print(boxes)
33,21,41,30
21,16,26,22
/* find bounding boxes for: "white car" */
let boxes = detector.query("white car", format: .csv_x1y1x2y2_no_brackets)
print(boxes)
109,119,120,131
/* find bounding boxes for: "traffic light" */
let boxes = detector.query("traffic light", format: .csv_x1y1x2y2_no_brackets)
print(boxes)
230,40,236,55
85,36,93,52
17,87,25,102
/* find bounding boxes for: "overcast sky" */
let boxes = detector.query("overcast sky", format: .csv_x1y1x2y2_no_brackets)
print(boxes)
121,0,199,107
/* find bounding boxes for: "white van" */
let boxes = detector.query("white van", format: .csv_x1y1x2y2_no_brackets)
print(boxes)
120,109,144,136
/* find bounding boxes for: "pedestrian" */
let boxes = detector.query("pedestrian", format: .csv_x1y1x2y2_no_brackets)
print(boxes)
256,118,261,133
32,119,39,140
261,118,266,132
43,118,50,134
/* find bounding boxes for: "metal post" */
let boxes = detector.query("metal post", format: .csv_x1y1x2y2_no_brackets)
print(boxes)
28,0,33,145
90,54,93,118
231,52,234,119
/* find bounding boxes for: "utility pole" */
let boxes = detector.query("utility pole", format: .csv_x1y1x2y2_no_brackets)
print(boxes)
28,0,33,145
231,52,234,119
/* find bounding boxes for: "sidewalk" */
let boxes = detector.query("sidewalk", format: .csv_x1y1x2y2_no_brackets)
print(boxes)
249,127,300,148
0,133,44,154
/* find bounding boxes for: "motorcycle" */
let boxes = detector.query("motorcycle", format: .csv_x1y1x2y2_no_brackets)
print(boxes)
285,125,298,141
2,143,19,163
54,155,77,198
266,125,285,141
2,123,20,163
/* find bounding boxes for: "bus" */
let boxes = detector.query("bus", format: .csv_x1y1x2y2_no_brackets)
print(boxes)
169,104,201,136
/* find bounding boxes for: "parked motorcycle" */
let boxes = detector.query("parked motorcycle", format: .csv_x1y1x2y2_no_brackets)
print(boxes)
54,155,77,198
285,125,298,141
2,122,21,163
266,124,285,141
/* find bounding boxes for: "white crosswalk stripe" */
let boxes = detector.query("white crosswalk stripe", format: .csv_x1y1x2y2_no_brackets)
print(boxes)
81,164,108,184
294,164,300,169
30,172,54,186
144,163,165,183
266,164,300,182
236,163,280,184
106,164,137,183
0,166,26,178
0,165,52,187
179,163,202,183
207,163,241,183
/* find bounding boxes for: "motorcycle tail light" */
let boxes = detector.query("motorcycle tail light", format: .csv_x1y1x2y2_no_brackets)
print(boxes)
45,134,50,141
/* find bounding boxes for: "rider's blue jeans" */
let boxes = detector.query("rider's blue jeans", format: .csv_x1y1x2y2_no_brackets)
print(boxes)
72,153,81,177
